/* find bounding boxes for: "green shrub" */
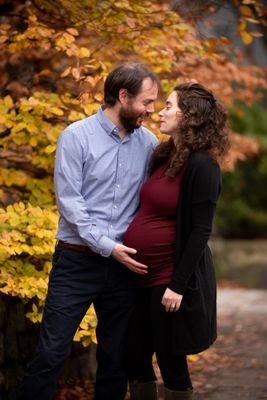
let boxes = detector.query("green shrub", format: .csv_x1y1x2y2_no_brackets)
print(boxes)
216,104,267,238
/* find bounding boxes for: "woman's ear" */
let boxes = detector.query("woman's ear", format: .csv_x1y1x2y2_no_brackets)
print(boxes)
176,110,181,121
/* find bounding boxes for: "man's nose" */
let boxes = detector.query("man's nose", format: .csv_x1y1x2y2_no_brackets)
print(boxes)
146,103,155,113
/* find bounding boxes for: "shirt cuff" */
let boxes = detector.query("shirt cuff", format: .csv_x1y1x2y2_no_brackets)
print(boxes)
97,236,116,257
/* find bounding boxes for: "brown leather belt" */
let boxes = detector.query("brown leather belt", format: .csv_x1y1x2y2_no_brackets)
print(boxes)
57,240,95,254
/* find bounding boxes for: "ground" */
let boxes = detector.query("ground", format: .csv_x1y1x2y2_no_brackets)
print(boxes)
55,285,267,400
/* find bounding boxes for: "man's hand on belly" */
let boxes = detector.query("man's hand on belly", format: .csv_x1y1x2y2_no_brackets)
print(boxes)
111,244,148,275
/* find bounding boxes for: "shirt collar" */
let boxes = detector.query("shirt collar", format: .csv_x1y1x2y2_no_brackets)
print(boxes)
96,105,119,136
96,105,138,139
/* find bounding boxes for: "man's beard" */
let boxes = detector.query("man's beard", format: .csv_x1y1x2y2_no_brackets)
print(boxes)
119,106,147,133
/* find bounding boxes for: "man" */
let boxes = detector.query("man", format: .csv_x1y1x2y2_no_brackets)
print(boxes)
17,62,159,400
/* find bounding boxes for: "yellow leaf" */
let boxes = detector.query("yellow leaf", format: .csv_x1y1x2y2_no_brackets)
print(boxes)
62,33,75,45
4,95,14,108
28,97,40,106
29,137,38,147
50,107,64,116
82,103,99,116
27,123,38,133
239,21,247,32
81,337,92,347
13,202,25,212
188,354,200,362
79,47,90,58
151,113,160,122
44,144,56,154
68,111,85,122
12,122,27,134
241,31,253,45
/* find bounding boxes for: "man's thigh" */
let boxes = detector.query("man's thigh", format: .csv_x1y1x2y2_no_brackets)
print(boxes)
46,247,110,315
37,248,110,352
93,258,137,342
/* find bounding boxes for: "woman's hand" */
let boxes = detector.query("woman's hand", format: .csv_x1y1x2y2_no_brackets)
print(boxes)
162,288,183,312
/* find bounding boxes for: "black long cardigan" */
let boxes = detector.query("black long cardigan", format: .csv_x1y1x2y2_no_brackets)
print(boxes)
168,151,221,355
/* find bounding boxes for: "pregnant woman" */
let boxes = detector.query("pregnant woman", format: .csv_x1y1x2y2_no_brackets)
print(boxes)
124,82,230,400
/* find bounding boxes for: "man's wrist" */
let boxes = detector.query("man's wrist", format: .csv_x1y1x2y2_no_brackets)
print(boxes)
98,236,116,257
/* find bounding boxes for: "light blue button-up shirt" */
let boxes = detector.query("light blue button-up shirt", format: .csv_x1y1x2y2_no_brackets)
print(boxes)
54,106,158,257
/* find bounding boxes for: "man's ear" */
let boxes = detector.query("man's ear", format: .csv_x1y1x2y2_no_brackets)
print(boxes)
118,88,128,105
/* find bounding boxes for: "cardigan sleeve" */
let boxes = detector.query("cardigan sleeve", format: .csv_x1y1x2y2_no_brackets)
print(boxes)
168,156,221,295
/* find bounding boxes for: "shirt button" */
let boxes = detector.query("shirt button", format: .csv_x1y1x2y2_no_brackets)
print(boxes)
119,163,122,167
116,184,120,188
114,205,117,209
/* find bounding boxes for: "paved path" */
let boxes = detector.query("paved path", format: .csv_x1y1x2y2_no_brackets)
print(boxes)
55,288,267,400
163,288,267,400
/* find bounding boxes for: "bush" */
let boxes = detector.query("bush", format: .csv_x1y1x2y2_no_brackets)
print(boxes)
216,104,267,238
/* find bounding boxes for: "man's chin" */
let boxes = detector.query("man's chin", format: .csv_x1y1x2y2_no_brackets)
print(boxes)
124,122,142,132
135,117,145,127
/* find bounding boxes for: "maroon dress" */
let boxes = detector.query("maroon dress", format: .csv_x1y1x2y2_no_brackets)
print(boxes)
123,162,182,287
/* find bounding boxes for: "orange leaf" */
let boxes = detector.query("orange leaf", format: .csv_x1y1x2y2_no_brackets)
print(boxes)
220,36,230,45
240,5,254,17
71,68,81,80
61,66,72,78
204,38,217,47
94,93,103,102
250,31,264,37
66,28,79,36
0,35,8,43
126,17,136,29
85,75,102,86
245,17,260,24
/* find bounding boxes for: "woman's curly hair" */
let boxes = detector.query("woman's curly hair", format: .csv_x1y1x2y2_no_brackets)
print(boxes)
150,82,230,177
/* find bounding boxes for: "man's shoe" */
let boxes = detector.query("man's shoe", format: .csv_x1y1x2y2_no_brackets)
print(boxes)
164,387,193,399
129,380,158,400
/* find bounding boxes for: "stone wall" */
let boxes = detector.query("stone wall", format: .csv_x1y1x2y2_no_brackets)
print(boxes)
0,294,96,400
211,238,267,288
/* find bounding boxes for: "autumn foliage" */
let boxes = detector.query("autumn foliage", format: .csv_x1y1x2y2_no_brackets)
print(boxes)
0,0,266,344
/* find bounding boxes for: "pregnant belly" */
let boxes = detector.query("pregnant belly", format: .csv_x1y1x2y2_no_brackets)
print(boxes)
123,217,176,266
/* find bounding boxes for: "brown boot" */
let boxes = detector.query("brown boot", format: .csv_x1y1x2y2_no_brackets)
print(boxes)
129,380,158,400
164,387,193,399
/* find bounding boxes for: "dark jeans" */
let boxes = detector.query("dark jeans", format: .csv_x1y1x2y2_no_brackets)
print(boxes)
17,246,137,400
125,285,192,391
